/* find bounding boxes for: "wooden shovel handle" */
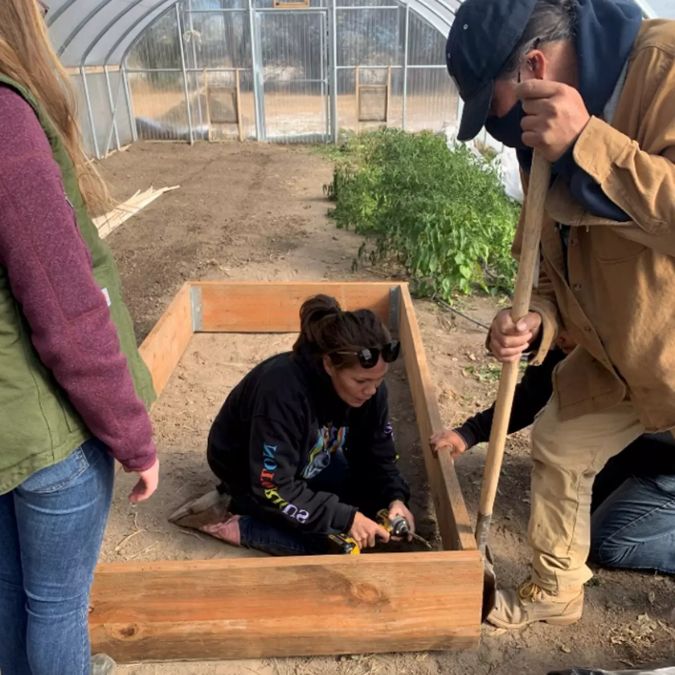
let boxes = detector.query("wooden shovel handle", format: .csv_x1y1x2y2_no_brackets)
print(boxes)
475,151,551,553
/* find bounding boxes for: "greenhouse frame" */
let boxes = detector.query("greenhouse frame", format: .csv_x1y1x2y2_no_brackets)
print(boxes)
46,0,657,158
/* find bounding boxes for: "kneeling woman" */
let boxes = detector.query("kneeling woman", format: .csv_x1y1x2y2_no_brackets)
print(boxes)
195,294,413,556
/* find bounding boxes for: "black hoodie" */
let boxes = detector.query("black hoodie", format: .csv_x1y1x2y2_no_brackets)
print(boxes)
207,346,410,535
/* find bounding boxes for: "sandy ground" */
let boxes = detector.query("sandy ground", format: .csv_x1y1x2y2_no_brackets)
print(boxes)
99,141,674,674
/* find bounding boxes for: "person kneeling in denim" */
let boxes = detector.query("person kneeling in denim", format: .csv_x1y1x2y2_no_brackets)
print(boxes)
172,294,414,556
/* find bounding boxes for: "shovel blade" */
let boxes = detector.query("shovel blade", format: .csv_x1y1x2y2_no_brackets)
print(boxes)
475,512,498,621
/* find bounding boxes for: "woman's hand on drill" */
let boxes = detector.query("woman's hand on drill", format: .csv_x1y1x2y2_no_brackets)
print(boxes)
388,499,416,540
349,511,390,549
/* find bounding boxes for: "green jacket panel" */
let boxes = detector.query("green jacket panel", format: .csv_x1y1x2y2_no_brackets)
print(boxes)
0,75,155,494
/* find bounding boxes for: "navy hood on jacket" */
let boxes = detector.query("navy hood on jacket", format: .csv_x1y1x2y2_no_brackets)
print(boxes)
518,0,642,220
574,0,643,119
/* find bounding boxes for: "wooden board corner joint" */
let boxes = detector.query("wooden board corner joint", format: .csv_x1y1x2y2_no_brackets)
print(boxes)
388,285,401,335
190,284,203,332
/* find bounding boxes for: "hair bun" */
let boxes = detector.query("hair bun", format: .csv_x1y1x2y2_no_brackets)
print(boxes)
298,295,341,347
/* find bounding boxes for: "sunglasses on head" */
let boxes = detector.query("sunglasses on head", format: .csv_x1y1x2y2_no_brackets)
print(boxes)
333,340,400,369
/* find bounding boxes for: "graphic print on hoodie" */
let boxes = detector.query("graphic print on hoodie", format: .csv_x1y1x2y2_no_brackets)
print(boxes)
302,425,348,480
207,346,410,535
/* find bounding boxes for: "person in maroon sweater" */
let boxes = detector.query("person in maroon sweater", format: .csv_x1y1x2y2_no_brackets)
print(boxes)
0,2,158,674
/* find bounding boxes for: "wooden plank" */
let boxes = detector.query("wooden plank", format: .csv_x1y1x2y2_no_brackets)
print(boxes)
138,283,193,398
90,551,482,661
195,281,396,332
398,286,477,552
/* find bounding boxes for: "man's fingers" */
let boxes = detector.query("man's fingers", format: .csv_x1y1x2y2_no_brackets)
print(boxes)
494,353,523,364
516,79,560,100
521,97,556,117
495,317,531,336
492,333,532,349
492,344,528,357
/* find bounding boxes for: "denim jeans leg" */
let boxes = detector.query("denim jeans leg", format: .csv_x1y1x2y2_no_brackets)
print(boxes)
13,438,115,675
237,515,331,556
590,473,675,574
0,492,31,675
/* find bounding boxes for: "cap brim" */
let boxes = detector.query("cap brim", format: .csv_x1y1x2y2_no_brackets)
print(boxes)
457,79,494,142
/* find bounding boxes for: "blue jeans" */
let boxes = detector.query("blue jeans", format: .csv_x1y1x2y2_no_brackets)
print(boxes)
590,472,675,575
0,438,114,675
234,449,361,556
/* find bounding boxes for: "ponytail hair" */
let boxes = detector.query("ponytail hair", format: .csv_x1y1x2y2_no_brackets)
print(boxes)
293,294,391,369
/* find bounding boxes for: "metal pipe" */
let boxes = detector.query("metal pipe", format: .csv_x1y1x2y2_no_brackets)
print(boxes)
180,6,251,12
79,67,101,159
103,65,121,152
125,67,244,73
335,5,399,9
334,64,446,71
104,1,178,69
187,0,204,128
121,64,138,143
317,9,330,143
330,0,338,143
57,0,115,57
253,6,332,12
248,0,265,141
176,3,195,144
402,3,409,130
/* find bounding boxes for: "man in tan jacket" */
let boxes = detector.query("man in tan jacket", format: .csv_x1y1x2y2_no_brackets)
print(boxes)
444,0,675,628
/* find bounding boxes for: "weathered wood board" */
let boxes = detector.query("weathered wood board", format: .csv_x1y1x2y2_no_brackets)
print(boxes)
90,281,482,662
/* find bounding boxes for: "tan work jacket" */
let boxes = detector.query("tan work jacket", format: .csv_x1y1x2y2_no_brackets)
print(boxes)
520,20,675,432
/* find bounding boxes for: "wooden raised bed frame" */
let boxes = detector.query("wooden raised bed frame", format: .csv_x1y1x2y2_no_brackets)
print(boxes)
90,281,482,662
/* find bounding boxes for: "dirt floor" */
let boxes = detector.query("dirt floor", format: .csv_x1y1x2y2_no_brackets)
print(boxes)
99,141,674,674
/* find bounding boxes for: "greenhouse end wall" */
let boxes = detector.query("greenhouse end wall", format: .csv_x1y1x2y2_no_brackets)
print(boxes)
69,68,136,158
124,0,458,145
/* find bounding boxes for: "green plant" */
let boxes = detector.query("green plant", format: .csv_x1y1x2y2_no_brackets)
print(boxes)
326,129,520,298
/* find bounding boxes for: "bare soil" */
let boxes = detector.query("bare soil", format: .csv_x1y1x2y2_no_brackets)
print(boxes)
100,141,674,674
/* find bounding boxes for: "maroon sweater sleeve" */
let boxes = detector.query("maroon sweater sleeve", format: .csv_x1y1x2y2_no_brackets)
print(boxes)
0,87,156,472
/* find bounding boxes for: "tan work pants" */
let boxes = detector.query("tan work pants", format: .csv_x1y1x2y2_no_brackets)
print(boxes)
529,393,644,594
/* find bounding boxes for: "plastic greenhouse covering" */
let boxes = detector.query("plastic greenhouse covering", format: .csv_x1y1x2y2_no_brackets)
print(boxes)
45,0,657,157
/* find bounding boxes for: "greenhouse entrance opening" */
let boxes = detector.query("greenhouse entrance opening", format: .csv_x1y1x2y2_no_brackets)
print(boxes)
258,9,330,142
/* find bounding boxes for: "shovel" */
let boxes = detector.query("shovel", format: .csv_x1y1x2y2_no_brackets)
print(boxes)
476,150,551,620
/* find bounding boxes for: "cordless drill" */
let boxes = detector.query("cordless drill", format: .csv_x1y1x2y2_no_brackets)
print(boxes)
327,532,360,555
376,509,433,549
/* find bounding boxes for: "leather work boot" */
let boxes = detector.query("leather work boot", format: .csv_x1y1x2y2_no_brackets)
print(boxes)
487,580,584,629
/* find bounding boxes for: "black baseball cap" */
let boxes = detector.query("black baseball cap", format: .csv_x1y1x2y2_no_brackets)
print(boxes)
446,0,538,141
